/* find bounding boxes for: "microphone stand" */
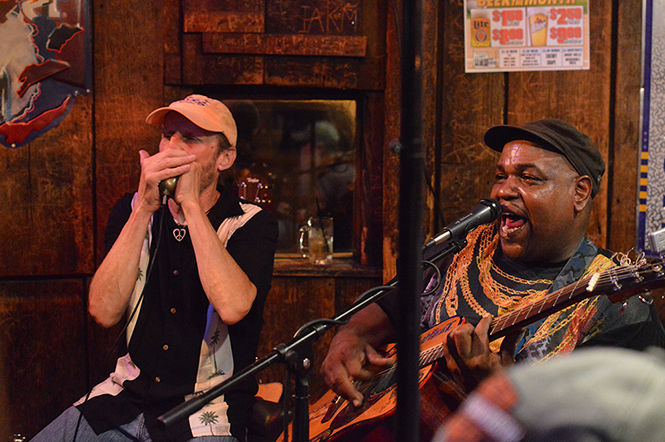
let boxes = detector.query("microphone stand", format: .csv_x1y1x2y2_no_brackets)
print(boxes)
157,239,467,440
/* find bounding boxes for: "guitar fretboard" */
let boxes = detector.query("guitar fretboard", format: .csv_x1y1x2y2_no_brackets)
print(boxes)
358,259,664,398
488,260,663,339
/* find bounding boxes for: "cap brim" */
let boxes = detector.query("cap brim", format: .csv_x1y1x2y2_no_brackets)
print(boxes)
484,125,560,154
145,99,238,147
145,107,171,127
145,106,216,131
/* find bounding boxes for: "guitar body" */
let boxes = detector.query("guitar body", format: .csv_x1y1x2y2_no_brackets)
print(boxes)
277,258,665,441
280,317,467,441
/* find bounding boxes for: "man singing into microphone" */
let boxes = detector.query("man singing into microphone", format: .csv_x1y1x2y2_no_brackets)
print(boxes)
321,119,662,411
34,95,278,440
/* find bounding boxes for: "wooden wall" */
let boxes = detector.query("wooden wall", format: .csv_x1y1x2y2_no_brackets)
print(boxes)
430,0,643,257
0,0,644,436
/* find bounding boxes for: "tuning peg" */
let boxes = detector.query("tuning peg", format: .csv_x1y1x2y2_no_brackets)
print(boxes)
654,263,665,277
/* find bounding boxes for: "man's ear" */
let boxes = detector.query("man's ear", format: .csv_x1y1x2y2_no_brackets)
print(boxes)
216,148,237,172
573,175,593,213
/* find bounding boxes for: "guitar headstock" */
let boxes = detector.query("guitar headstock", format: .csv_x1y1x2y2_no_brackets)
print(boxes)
593,258,665,304
490,256,665,340
237,171,273,210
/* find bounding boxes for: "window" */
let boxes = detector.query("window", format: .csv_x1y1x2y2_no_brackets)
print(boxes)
226,100,357,255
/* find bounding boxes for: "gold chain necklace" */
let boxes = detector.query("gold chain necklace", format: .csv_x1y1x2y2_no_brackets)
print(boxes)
436,224,553,322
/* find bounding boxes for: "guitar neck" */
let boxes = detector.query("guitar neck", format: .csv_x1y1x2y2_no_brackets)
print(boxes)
418,260,664,367
488,272,596,341
489,266,616,340
416,274,598,367
487,258,665,340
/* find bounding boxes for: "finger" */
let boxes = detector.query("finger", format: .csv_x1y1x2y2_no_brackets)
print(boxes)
140,150,194,181
443,332,469,387
326,365,364,407
140,149,191,167
475,317,491,337
451,323,475,359
154,152,196,171
365,345,395,367
499,328,524,366
472,317,492,351
159,163,193,182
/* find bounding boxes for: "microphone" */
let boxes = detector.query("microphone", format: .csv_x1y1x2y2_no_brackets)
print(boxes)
424,199,501,249
159,177,178,200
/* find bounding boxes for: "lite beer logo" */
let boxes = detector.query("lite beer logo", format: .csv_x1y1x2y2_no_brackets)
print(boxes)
0,0,90,148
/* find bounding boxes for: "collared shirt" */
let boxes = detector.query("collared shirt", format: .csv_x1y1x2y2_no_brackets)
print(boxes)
78,187,277,440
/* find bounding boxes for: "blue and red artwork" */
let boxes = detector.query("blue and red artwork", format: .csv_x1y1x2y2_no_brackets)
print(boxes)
0,0,90,148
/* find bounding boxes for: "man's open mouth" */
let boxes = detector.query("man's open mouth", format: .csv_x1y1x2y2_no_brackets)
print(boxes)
501,213,527,234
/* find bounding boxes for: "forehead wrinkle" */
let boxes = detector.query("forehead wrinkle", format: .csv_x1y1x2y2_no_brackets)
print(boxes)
496,161,541,172
499,143,576,177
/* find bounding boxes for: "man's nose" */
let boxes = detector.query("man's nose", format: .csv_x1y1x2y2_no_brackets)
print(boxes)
494,177,518,199
166,132,186,149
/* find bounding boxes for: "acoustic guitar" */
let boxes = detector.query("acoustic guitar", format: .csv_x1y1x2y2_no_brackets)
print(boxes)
280,257,665,441
237,172,273,209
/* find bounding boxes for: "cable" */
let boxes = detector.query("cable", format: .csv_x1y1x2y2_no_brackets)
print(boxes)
71,203,168,441
421,260,442,297
293,318,348,339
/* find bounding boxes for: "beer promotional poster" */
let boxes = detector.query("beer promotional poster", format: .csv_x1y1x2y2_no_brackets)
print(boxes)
463,1,590,73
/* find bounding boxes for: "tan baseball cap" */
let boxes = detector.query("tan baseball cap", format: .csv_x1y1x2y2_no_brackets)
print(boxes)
146,94,238,147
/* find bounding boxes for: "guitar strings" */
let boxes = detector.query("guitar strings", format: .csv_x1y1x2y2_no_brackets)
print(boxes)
490,260,664,335
347,260,664,398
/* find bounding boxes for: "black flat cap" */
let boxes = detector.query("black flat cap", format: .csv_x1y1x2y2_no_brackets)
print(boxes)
484,118,605,197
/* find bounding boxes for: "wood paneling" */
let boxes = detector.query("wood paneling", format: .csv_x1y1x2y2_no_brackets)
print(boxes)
184,0,265,33
358,93,385,266
202,34,368,57
422,0,441,239
257,265,380,400
505,1,612,247
258,275,335,398
437,0,504,229
0,280,87,435
94,0,166,261
0,97,93,277
0,0,647,436
610,0,643,252
265,0,362,35
382,0,401,281
168,0,384,90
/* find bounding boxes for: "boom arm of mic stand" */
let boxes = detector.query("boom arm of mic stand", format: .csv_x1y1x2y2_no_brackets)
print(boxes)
424,237,468,264
157,236,467,436
156,284,398,433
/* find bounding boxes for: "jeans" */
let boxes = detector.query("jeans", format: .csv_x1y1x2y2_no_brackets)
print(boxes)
30,406,238,442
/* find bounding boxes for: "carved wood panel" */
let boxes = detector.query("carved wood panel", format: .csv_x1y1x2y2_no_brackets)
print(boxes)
168,0,384,90
265,0,361,35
